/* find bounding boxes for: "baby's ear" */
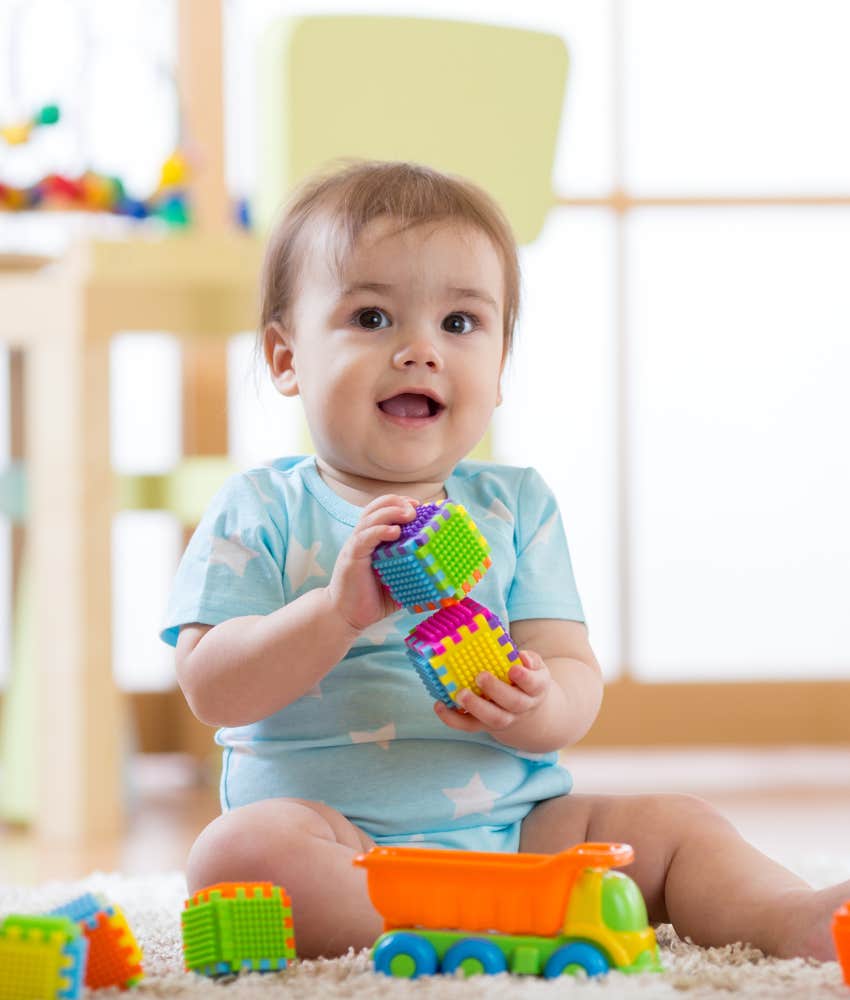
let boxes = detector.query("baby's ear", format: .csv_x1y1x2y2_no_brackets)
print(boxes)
264,322,299,397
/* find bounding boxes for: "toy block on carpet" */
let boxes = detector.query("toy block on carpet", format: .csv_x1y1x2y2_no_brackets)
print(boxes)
49,891,144,989
0,914,87,1000
182,882,296,978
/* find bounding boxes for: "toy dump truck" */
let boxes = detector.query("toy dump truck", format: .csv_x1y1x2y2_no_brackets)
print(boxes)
353,842,661,979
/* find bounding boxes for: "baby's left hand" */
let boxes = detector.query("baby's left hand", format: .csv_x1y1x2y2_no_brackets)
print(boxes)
433,649,550,733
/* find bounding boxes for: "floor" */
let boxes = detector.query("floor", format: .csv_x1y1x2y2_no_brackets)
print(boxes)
1,747,849,886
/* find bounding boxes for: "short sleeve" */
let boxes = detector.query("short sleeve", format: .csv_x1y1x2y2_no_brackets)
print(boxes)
160,473,288,647
506,467,585,624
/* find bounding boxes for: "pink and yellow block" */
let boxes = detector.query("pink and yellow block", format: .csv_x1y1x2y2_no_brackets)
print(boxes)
405,597,520,708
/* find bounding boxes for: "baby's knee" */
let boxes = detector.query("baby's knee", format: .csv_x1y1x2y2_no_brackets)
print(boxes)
185,798,335,894
640,792,730,834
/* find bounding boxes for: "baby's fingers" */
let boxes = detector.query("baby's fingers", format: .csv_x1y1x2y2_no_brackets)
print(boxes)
433,701,488,733
348,522,405,559
475,670,537,714
508,650,550,697
360,494,418,524
453,688,516,731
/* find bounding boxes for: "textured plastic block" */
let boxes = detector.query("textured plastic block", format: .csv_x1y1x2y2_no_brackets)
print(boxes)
405,597,520,706
49,892,144,989
181,882,296,978
372,501,491,612
0,914,87,1000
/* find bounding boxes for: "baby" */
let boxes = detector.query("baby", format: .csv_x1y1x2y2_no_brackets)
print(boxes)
162,160,848,961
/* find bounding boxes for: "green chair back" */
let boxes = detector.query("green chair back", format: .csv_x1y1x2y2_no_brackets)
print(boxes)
255,15,568,245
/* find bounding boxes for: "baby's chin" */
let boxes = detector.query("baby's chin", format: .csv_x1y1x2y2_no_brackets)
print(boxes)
375,453,461,482
320,439,469,488
317,453,446,490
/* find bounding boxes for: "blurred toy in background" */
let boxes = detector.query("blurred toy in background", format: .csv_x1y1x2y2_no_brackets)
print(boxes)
49,892,144,990
0,114,192,227
0,2,252,233
0,891,145,997
147,151,191,226
0,1,194,229
0,914,88,1000
0,102,60,146
834,902,850,986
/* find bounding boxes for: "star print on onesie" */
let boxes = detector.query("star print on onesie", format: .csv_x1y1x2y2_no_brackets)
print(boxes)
209,534,260,576
483,497,514,525
285,536,327,593
350,723,397,750
442,772,502,820
525,511,559,550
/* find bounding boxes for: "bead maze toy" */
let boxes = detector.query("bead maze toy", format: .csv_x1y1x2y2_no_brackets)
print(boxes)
834,902,850,986
354,842,662,979
181,882,296,977
405,597,520,707
48,892,144,990
372,501,491,613
0,103,60,147
0,914,88,1000
0,148,192,226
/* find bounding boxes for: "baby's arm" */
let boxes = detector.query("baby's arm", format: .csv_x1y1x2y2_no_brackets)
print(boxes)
176,494,417,728
435,618,603,754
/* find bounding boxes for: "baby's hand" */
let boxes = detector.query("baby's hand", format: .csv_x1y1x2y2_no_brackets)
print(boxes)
326,494,417,633
433,650,551,733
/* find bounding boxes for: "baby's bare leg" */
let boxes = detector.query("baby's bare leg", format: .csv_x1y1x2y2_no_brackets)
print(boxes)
186,798,382,958
521,792,847,959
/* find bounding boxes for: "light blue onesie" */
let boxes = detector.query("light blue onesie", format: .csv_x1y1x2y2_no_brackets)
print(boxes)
161,456,585,852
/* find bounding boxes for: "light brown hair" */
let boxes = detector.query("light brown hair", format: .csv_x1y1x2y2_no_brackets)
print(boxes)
259,160,521,353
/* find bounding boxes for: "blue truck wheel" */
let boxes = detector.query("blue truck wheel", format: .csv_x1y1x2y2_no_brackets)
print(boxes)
373,932,439,978
544,942,610,978
442,939,507,976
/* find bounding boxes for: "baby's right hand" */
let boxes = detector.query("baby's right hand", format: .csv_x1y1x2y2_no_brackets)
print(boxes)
326,494,418,633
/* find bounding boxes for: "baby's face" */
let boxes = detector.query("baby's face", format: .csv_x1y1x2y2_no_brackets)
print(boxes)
270,216,506,488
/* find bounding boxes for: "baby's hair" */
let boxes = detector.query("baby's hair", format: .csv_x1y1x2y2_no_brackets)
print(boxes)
258,160,521,355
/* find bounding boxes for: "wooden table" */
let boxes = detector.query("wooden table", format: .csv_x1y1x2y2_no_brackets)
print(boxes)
0,233,262,841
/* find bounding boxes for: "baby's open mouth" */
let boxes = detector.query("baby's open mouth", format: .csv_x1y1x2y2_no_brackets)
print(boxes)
378,393,444,419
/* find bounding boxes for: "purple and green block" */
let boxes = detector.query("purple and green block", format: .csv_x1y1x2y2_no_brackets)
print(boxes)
405,597,520,707
0,914,88,1000
372,501,492,612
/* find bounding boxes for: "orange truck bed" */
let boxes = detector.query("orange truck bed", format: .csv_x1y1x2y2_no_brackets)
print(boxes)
354,842,633,937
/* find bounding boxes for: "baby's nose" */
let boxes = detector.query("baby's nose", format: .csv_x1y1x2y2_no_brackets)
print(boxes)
392,335,443,370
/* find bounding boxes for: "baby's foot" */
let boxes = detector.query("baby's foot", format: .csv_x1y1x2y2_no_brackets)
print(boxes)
772,881,850,961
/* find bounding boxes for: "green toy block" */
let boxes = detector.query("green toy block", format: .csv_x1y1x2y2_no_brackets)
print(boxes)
181,882,296,978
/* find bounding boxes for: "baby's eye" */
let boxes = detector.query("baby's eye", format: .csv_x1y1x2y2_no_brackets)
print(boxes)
442,312,477,335
355,307,391,330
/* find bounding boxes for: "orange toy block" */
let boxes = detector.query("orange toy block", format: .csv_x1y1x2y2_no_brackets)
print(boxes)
834,902,850,987
49,892,144,989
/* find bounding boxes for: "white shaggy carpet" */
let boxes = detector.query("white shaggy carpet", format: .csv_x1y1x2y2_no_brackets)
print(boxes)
2,857,849,999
